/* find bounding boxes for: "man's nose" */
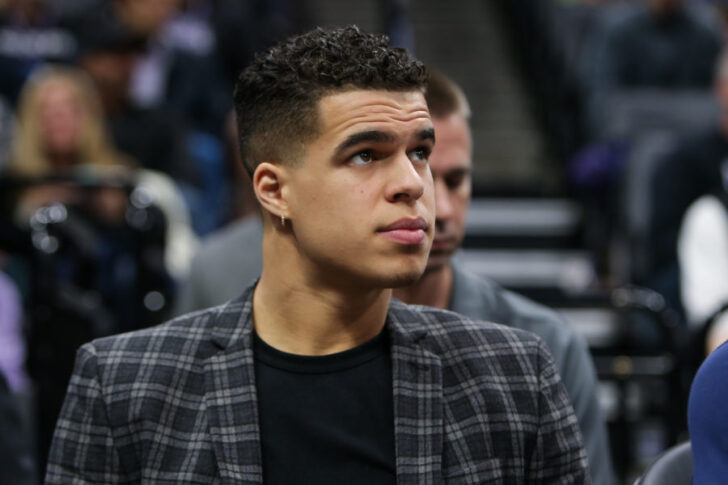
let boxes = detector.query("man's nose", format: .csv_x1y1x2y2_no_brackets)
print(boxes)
434,178,453,220
386,153,426,202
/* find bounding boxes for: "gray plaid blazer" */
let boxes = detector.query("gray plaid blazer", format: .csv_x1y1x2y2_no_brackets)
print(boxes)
46,285,589,484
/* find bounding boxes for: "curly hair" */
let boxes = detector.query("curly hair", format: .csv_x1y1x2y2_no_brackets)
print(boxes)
233,25,428,175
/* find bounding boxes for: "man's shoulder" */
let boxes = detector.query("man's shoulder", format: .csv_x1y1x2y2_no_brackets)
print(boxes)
451,263,575,341
388,299,546,362
182,218,263,309
193,217,262,266
86,303,229,362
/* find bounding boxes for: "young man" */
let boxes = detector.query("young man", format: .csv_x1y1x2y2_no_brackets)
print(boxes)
46,26,588,483
393,69,615,485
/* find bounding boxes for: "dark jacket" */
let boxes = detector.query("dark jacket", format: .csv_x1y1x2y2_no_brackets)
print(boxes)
47,284,589,483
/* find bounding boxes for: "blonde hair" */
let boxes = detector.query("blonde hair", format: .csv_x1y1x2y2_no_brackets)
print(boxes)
8,65,132,176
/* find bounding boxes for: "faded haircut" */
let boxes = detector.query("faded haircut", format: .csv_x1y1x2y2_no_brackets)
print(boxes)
424,67,471,120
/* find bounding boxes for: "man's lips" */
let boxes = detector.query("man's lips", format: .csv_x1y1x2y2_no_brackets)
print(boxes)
378,217,429,245
431,236,457,252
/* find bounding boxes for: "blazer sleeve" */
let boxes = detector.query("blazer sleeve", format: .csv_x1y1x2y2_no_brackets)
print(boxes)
528,341,591,484
45,344,126,484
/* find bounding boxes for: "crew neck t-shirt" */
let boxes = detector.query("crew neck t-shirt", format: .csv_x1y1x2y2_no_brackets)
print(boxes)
253,330,396,484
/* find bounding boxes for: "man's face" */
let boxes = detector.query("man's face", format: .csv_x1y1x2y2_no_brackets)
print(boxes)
426,112,472,272
80,51,138,102
117,0,180,36
645,0,681,15
283,89,435,289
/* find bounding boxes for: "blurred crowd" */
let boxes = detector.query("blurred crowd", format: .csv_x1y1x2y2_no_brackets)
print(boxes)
506,0,728,348
507,2,728,478
1,0,728,482
0,0,308,481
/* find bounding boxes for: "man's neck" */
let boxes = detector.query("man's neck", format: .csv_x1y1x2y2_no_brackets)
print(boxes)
253,236,391,356
392,262,453,310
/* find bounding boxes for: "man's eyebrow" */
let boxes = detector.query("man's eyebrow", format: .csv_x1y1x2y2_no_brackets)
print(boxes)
433,166,471,179
334,130,396,157
417,128,435,144
445,167,471,176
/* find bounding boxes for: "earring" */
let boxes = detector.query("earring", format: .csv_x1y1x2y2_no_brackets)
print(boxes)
280,214,285,226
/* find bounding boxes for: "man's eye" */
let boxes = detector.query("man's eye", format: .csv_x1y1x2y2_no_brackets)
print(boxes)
445,173,466,189
410,146,431,163
350,150,374,165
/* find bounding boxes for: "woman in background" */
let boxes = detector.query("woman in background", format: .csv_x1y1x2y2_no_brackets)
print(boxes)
5,65,197,279
3,65,201,471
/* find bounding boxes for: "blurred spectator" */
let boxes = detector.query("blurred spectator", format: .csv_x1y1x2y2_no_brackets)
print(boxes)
380,0,414,51
99,0,303,135
6,66,133,221
687,340,728,482
174,112,261,314
221,111,259,223
211,0,304,91
602,0,719,87
0,371,35,485
51,0,102,19
7,66,131,175
72,3,237,234
66,0,306,235
5,65,197,279
587,0,721,129
174,210,260,313
0,0,77,105
679,188,728,354
112,0,179,38
4,65,197,472
0,268,28,393
0,94,13,170
649,48,728,314
116,0,230,134
71,8,202,192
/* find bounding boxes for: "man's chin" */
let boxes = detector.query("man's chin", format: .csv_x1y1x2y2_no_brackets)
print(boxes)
387,272,424,288
424,251,452,274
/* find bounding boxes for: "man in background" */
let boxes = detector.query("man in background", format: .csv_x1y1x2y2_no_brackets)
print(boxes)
392,69,614,485
174,112,262,315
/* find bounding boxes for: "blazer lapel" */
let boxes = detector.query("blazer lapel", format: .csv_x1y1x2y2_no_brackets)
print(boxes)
203,289,264,484
388,302,444,485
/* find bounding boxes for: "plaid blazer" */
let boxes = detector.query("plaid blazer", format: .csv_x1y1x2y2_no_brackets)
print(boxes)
46,285,589,484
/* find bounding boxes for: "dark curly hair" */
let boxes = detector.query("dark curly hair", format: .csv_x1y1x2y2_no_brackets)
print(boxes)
233,25,428,176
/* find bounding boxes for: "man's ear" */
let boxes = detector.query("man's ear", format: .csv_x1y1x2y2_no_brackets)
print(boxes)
253,162,289,221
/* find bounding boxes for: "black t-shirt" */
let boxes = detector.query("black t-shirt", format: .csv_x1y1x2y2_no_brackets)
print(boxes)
253,330,396,484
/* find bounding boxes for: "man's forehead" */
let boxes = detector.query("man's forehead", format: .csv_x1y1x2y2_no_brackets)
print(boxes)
432,112,470,136
429,113,472,173
317,89,431,134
